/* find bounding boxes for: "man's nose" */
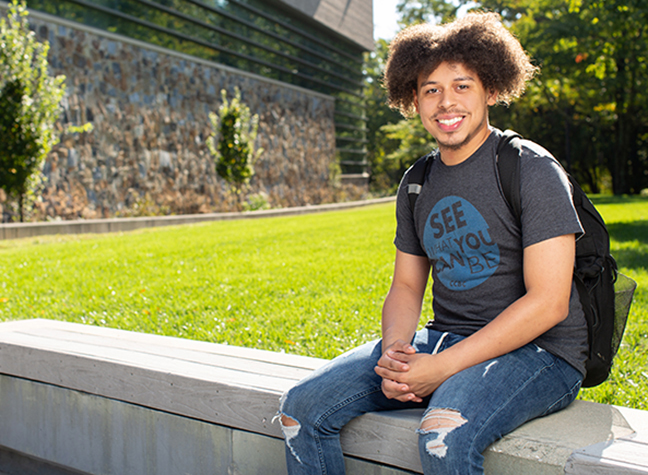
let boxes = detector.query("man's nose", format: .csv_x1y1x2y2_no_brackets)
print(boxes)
438,91,456,109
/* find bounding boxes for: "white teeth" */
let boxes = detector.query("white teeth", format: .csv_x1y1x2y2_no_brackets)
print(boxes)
438,117,462,126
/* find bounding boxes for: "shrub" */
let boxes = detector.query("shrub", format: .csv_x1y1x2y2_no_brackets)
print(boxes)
208,88,263,210
0,0,65,221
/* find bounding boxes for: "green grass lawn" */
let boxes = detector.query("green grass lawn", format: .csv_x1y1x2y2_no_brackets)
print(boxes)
0,205,400,359
578,196,648,409
1,196,646,409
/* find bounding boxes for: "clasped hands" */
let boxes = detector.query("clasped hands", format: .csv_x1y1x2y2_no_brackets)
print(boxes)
374,339,451,403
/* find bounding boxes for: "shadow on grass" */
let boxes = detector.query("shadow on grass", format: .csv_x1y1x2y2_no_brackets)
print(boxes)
613,248,648,271
589,195,648,206
607,221,648,244
607,220,648,271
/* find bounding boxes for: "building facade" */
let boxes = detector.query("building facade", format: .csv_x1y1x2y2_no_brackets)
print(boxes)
8,0,373,219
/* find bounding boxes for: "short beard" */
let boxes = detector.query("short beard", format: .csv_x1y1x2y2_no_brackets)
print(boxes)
436,113,488,152
437,139,467,151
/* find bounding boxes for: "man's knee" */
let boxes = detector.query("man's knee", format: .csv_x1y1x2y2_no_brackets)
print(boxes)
418,408,468,458
275,400,303,464
281,414,299,427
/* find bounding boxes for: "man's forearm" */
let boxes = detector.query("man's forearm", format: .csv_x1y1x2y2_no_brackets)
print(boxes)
381,251,430,352
431,263,572,377
381,284,424,352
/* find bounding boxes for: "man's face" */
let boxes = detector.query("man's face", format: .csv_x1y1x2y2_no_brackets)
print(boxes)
414,62,497,161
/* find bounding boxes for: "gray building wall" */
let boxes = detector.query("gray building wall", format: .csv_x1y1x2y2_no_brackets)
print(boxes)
277,0,374,50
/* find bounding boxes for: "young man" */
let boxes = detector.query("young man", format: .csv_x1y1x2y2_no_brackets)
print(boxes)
277,13,587,475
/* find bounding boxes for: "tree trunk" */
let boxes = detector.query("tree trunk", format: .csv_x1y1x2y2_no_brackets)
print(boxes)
564,107,572,174
613,56,630,195
18,192,24,223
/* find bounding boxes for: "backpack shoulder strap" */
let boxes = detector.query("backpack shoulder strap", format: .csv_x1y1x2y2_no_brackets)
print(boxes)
496,129,524,222
407,152,435,211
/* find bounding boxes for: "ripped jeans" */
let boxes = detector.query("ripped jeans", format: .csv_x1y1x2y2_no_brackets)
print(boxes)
277,328,583,475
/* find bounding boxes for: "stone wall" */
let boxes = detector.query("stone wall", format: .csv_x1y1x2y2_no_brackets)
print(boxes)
12,11,353,220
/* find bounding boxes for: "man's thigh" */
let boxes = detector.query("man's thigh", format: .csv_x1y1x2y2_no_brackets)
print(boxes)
280,329,454,425
420,343,583,456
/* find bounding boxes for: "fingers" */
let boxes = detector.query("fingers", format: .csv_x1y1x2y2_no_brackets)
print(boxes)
377,351,410,372
388,340,416,355
378,340,417,371
375,363,410,385
381,378,422,403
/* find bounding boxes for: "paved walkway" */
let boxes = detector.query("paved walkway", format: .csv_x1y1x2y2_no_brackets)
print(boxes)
0,196,396,240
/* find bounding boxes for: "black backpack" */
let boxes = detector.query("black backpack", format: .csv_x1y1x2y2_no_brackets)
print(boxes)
406,130,636,387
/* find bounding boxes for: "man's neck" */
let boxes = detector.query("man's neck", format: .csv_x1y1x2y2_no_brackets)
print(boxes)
438,126,492,166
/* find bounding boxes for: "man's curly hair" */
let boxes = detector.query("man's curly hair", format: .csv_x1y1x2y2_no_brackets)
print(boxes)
384,12,538,117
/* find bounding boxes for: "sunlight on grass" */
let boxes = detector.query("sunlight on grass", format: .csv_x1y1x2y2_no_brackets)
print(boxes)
0,205,408,359
1,196,646,409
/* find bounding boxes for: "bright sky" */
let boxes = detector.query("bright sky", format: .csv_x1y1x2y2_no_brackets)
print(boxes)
373,0,400,40
372,1,473,41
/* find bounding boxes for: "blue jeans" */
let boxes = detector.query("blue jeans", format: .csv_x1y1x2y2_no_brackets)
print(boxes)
277,328,583,475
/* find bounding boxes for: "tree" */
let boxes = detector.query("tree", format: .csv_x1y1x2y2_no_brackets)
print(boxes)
364,39,407,192
0,0,65,221
208,88,262,209
394,0,648,194
396,0,459,26
494,0,648,194
380,117,435,177
557,0,648,194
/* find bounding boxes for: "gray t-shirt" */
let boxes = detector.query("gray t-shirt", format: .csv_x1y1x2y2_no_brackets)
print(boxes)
395,128,588,375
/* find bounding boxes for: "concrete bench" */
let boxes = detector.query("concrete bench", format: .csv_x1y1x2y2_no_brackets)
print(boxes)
0,319,646,474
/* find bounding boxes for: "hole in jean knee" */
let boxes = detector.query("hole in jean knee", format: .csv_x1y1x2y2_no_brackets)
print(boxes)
419,408,468,459
420,408,467,431
276,413,303,464
281,414,299,427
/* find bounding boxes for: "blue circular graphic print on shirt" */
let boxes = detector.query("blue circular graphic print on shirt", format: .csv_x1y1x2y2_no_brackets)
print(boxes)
423,196,500,291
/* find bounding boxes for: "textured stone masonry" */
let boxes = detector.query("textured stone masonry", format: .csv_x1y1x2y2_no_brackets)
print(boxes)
4,12,357,220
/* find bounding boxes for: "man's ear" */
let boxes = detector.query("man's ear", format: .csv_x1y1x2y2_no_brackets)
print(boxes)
487,89,498,106
413,89,420,113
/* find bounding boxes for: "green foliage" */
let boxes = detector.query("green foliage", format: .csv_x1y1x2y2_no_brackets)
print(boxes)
65,122,94,135
0,0,65,221
363,39,407,193
396,0,459,26
487,0,648,195
380,118,435,180
208,88,262,209
242,191,270,212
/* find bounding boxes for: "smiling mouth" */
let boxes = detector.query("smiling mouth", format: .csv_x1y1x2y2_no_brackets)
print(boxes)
437,117,463,126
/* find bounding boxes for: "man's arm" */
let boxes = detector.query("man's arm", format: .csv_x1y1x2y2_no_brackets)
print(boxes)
378,250,430,401
382,250,431,351
375,233,576,399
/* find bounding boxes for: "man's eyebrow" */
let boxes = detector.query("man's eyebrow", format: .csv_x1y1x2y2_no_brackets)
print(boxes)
419,76,476,88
